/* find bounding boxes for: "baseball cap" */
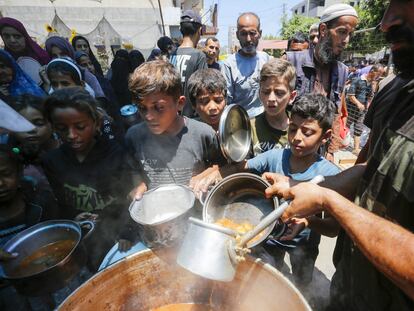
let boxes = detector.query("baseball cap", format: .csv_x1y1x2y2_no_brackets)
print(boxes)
320,4,358,24
0,99,35,132
180,10,202,24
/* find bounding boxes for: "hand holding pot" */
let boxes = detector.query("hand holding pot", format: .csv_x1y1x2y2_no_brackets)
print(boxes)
276,182,327,222
129,182,148,200
189,165,222,199
279,218,308,241
263,172,298,199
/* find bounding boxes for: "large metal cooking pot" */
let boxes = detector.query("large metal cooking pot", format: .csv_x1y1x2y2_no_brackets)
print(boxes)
129,184,196,248
202,173,279,247
1,220,94,296
59,248,311,310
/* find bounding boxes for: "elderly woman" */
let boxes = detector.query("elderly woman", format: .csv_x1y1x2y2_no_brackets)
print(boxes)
0,17,50,65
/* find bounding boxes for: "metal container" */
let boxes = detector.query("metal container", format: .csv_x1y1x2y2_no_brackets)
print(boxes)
203,173,279,247
58,248,312,311
1,220,94,296
177,218,238,282
129,184,196,248
218,104,251,163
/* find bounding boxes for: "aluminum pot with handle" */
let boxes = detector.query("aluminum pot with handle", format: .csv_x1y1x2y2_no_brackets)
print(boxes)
129,184,196,248
178,176,325,282
1,219,94,296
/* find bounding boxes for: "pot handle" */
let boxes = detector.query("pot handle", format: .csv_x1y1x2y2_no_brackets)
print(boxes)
78,220,95,240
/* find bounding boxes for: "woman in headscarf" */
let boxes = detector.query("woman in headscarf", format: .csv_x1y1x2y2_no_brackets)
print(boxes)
109,49,131,106
72,35,104,77
75,50,121,122
45,36,105,98
129,49,145,73
0,49,45,101
0,17,50,65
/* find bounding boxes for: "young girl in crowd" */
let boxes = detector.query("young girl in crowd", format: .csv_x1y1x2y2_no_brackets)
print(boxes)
42,87,134,270
44,36,105,98
0,49,45,101
8,95,60,191
72,35,104,77
46,58,121,141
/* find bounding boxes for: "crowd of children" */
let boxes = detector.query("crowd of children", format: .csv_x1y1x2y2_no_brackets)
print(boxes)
0,7,390,310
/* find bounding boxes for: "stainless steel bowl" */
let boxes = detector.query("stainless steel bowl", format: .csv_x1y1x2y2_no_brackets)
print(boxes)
202,173,278,247
129,184,196,248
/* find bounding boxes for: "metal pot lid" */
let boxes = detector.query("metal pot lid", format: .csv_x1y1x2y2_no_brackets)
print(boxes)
218,104,251,163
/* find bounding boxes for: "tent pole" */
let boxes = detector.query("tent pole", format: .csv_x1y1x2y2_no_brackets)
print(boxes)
157,0,166,36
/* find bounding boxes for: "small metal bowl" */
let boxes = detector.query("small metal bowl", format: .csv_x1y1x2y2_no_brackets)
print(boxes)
202,173,278,247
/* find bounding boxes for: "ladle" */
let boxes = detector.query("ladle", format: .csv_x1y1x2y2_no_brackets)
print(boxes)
177,175,325,282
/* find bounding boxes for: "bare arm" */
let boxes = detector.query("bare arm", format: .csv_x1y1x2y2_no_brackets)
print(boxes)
264,163,366,201
324,187,414,300
280,183,414,300
349,95,365,110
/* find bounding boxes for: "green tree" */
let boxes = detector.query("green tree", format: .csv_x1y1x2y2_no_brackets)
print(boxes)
280,14,319,40
347,0,390,55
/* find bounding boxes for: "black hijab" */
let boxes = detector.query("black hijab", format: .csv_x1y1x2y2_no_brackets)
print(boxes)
72,35,104,77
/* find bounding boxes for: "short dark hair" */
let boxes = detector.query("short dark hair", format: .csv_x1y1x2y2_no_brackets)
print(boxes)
205,37,219,45
8,94,45,117
369,64,383,73
187,68,227,107
180,21,202,36
290,32,309,44
44,87,100,123
290,94,336,132
129,60,181,102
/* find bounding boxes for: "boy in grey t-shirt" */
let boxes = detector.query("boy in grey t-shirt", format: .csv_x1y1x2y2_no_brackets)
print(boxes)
126,61,222,199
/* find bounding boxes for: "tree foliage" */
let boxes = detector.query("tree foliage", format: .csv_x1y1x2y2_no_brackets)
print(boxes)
355,0,389,30
280,14,319,40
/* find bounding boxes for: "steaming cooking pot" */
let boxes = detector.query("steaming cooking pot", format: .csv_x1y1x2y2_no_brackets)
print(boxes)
59,248,312,310
1,220,94,296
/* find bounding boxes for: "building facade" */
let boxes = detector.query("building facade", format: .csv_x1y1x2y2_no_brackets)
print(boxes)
291,0,361,18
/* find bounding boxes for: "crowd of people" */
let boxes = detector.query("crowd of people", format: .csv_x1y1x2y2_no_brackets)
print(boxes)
0,0,413,310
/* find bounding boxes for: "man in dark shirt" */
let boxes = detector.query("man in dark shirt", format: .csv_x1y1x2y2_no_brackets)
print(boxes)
266,1,414,309
170,10,208,117
203,37,220,70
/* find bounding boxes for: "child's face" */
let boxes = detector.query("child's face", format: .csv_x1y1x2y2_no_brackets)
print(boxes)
49,72,79,90
288,114,331,158
78,56,95,75
0,60,13,85
259,77,296,118
0,158,19,203
195,89,226,129
137,92,185,135
51,107,98,153
13,107,52,147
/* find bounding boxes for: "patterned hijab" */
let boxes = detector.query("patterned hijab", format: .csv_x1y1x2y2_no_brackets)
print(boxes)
0,49,45,97
0,17,50,65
